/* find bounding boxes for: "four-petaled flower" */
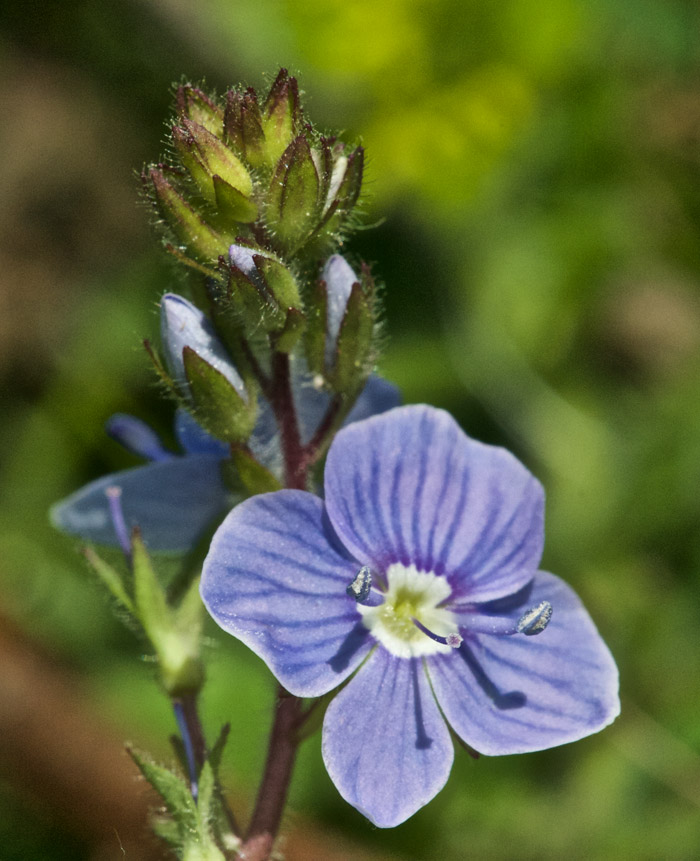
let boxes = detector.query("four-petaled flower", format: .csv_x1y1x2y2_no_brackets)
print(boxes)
201,405,620,827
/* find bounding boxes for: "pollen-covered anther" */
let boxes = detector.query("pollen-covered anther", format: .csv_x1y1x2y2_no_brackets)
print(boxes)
412,617,463,649
346,565,372,603
516,600,553,636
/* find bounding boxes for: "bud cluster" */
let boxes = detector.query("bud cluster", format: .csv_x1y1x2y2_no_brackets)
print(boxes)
143,71,380,480
145,69,364,266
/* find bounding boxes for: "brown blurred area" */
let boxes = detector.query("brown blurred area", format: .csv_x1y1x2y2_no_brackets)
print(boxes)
0,46,150,395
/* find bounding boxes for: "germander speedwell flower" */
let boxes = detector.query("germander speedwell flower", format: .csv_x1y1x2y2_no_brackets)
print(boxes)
200,405,620,827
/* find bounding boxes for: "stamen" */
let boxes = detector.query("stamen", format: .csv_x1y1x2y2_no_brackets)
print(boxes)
346,565,372,603
105,486,131,561
516,600,553,636
412,617,463,649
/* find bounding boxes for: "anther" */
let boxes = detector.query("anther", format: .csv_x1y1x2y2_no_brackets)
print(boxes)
516,600,553,636
105,486,131,561
346,565,373,604
412,617,463,649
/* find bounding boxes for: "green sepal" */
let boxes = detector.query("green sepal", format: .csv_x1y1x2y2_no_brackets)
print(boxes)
128,747,197,827
182,347,257,443
261,68,300,165
148,168,229,261
328,282,374,392
183,118,253,198
222,447,283,497
172,126,217,203
254,255,302,311
310,146,364,251
224,89,265,167
176,85,224,137
275,306,306,353
82,546,135,615
144,339,179,396
131,531,204,696
266,135,320,252
303,277,328,377
227,265,286,332
213,174,258,224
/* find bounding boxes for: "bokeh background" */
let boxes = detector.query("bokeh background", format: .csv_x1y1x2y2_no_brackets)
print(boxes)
2,1,700,858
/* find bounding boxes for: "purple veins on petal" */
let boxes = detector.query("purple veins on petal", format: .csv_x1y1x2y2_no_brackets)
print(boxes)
322,648,453,828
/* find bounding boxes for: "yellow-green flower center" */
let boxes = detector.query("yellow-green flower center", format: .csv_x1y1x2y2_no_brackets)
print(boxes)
358,563,458,658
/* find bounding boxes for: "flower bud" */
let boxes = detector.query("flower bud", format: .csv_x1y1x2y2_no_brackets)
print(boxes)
329,267,376,393
226,244,303,334
179,118,253,199
147,168,228,261
176,84,224,137
261,68,301,165
304,255,371,384
266,135,320,253
160,293,256,442
224,88,266,167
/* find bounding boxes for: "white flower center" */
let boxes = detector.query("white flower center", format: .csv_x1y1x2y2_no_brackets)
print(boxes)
358,563,458,658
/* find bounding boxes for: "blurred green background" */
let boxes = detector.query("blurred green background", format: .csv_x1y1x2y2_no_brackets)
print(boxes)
1,0,700,858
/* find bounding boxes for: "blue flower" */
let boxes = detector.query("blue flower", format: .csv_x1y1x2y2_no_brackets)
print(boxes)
200,405,620,827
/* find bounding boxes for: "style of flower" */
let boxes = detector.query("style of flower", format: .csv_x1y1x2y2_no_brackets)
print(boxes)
200,405,620,827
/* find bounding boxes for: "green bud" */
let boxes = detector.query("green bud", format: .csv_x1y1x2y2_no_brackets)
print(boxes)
261,68,301,164
253,255,302,311
224,88,266,167
176,85,224,137
182,346,257,443
329,281,375,393
266,135,320,253
147,168,227,261
311,145,364,250
227,264,286,332
212,174,258,223
181,118,253,198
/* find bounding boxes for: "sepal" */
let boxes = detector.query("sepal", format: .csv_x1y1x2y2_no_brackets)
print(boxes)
132,532,205,696
183,347,257,444
176,85,224,137
148,168,228,261
179,118,253,200
221,447,283,497
328,279,375,393
224,88,266,167
261,68,301,165
266,135,320,253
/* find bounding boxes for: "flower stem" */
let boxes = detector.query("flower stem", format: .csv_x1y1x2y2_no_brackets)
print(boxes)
270,351,306,489
239,687,304,861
